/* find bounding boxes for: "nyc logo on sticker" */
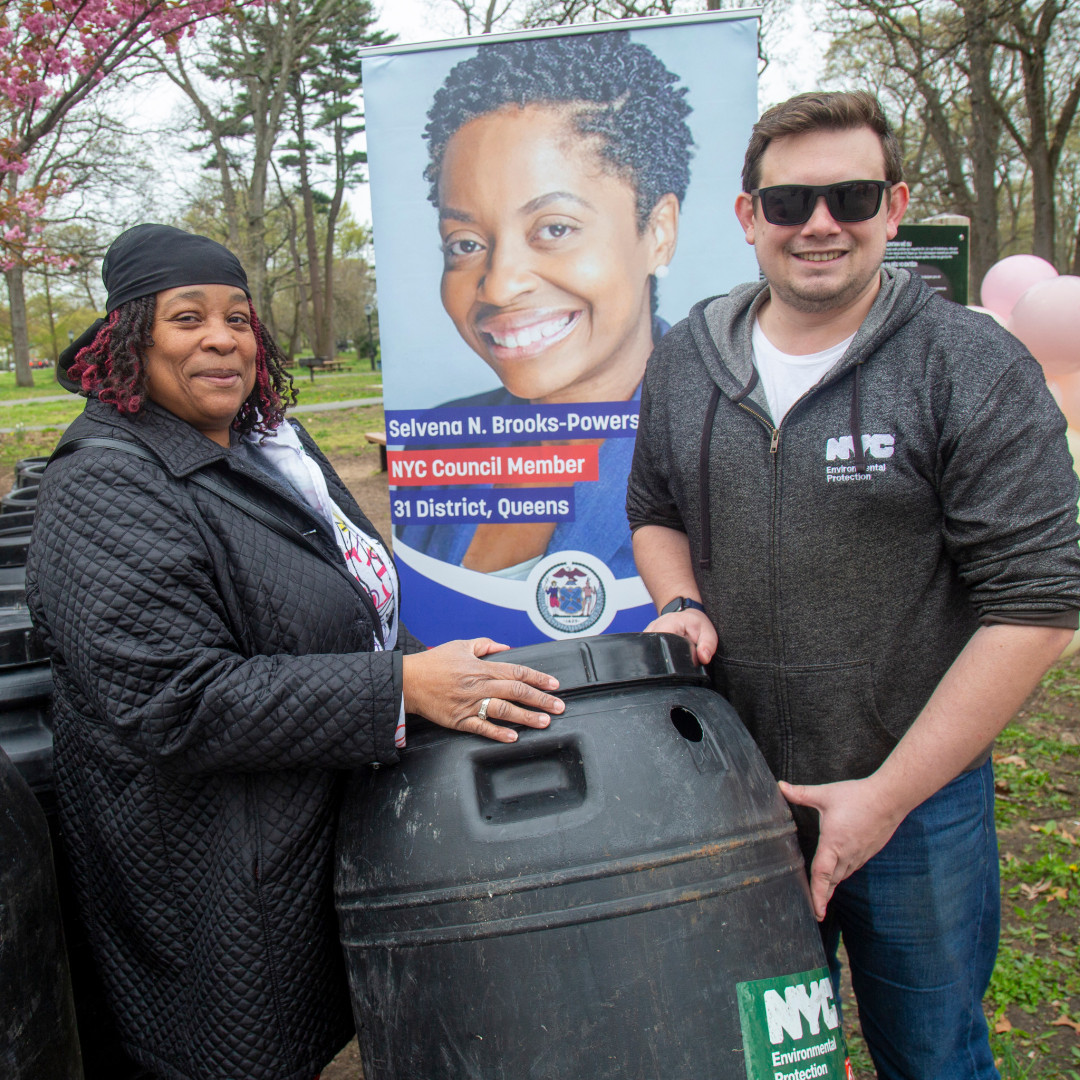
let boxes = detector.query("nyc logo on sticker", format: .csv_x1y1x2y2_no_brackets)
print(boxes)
736,966,853,1080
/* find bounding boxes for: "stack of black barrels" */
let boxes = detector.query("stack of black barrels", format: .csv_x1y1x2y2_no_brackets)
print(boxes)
1,457,54,803
0,457,84,1079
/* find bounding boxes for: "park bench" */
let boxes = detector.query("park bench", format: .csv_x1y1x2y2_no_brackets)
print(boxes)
365,430,387,471
296,356,349,380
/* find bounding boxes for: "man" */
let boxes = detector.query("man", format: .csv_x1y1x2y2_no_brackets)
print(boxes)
627,90,1080,1079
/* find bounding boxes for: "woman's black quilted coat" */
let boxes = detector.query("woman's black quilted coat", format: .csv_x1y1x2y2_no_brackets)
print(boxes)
26,398,419,1080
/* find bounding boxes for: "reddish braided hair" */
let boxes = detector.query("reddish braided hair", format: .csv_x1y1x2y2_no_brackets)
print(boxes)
68,296,155,413
67,294,296,435
233,301,296,435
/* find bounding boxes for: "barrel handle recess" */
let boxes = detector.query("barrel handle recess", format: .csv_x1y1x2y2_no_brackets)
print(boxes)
473,740,587,824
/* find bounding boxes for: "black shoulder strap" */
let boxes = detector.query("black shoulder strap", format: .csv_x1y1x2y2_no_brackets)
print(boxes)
50,435,386,646
51,436,317,553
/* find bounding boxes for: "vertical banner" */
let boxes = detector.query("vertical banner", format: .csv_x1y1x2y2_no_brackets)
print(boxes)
362,14,760,645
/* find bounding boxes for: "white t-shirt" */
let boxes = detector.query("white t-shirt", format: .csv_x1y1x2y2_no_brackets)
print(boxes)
752,319,855,425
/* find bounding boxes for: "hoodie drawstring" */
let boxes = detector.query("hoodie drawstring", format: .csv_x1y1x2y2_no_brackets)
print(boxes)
698,371,758,572
698,386,722,572
850,363,867,474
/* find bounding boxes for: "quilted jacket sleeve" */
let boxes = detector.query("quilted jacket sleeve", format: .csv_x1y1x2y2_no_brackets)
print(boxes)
27,450,403,774
397,625,427,654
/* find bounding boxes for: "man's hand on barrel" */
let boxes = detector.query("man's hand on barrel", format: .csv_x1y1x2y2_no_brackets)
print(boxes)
402,638,564,743
644,608,718,665
777,776,905,921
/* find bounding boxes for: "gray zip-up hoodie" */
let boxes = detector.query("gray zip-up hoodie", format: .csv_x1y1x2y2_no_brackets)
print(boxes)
628,269,1080,802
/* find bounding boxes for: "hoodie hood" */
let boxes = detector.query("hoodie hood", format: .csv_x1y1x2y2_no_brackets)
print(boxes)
679,268,935,571
690,267,933,413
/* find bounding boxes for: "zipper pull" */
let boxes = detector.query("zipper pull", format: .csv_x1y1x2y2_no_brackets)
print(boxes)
770,428,780,453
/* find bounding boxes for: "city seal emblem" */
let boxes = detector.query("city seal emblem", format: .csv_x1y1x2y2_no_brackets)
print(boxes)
527,552,616,638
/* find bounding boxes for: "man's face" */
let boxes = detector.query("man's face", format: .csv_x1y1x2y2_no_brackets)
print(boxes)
735,126,909,317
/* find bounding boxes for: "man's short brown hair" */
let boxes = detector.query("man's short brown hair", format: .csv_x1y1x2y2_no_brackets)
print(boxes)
741,90,903,192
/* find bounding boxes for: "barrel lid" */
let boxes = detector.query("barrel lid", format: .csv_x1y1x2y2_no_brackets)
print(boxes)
498,633,706,695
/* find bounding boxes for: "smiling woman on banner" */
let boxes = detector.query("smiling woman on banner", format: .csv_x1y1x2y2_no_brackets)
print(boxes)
395,31,694,579
26,224,563,1080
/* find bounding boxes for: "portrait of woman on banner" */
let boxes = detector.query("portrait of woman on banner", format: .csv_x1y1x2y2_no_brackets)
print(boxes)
394,31,695,581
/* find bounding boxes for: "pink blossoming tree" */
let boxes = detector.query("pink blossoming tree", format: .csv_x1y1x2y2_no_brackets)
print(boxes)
1,0,256,385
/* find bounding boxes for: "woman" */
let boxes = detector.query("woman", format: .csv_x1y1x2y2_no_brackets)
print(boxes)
27,224,563,1080
395,31,694,579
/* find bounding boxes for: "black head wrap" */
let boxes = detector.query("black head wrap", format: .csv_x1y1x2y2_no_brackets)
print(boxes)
101,224,249,312
58,224,251,392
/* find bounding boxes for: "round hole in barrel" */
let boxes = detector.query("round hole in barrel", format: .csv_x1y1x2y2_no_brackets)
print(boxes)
670,706,703,742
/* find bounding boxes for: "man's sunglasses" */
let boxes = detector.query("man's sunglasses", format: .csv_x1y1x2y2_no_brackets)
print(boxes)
750,181,893,226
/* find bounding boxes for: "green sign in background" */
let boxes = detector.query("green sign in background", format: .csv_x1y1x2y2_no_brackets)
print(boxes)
885,223,970,305
736,966,851,1080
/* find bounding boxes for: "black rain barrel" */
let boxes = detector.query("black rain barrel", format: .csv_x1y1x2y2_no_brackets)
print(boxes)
0,511,36,533
13,463,46,491
13,458,49,486
335,634,851,1080
0,488,37,514
0,746,83,1079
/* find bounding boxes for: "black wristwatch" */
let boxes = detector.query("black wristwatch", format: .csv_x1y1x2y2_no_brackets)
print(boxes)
660,596,706,616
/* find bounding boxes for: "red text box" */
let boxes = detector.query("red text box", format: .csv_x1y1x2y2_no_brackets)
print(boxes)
388,446,600,487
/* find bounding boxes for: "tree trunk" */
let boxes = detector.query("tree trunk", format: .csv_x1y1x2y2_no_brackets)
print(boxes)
319,109,350,365
283,185,315,353
5,266,34,389
294,99,327,357
41,266,60,364
962,0,1001,295
1021,40,1056,264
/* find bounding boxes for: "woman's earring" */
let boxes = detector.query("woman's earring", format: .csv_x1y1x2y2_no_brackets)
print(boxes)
654,264,670,279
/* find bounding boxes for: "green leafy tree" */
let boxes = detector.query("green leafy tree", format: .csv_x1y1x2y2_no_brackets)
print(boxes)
827,0,1080,286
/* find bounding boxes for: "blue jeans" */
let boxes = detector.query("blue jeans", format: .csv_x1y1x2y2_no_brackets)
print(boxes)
820,760,1001,1080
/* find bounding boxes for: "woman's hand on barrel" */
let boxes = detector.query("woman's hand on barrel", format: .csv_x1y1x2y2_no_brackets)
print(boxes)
402,638,564,742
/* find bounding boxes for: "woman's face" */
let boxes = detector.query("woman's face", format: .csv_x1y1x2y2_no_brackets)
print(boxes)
437,105,678,404
143,284,257,446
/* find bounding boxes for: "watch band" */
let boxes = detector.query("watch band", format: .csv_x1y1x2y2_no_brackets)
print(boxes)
660,596,706,616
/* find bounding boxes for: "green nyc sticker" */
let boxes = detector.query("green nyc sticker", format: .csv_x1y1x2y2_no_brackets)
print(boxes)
736,966,853,1080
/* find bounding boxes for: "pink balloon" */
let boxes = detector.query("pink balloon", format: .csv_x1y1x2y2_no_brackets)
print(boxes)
980,254,1058,320
966,305,1006,326
1006,276,1080,377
